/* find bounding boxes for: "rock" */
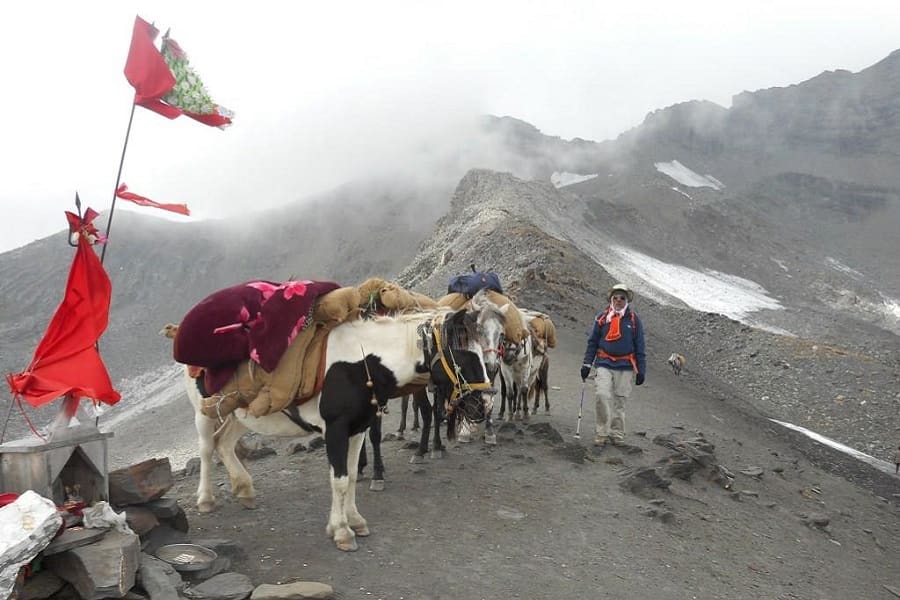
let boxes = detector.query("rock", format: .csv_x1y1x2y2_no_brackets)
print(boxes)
21,568,66,600
251,581,334,600
45,530,141,600
0,491,63,600
620,467,671,498
184,572,253,600
109,458,174,506
138,553,184,600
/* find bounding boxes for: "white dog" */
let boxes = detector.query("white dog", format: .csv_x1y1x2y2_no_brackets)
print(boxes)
667,353,686,376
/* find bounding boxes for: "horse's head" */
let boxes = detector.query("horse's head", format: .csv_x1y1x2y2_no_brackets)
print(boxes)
467,289,506,383
422,307,494,424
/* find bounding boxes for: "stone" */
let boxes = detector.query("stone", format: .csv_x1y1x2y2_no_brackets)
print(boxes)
45,530,141,600
21,568,66,599
137,553,184,600
251,581,334,600
184,572,253,600
109,458,174,507
0,491,62,600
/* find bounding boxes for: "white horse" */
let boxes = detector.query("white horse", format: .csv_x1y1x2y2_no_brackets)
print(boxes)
176,308,491,551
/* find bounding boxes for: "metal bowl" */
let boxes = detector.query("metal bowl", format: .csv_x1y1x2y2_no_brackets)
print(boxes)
155,543,218,572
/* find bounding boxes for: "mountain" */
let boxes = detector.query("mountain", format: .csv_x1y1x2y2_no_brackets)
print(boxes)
2,50,899,464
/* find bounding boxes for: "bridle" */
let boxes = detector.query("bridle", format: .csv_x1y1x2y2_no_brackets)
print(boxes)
423,317,492,415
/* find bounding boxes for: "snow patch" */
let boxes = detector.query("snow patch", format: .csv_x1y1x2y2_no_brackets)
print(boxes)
825,256,864,280
671,187,693,200
609,245,786,327
551,171,598,188
771,419,895,475
655,160,724,190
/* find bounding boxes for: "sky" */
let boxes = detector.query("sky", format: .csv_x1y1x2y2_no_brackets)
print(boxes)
4,0,900,253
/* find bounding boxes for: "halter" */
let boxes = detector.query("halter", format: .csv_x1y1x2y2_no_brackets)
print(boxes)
430,319,491,413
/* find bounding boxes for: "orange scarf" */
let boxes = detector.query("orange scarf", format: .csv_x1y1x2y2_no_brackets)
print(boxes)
605,314,622,341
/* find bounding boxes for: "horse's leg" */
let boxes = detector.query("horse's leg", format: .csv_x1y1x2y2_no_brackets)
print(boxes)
411,389,431,464
510,381,520,421
498,371,508,420
358,437,368,475
397,394,408,439
216,417,256,509
483,394,497,445
325,421,358,552
431,392,445,459
194,410,219,513
412,394,421,431
369,415,385,491
345,432,370,537
520,384,531,422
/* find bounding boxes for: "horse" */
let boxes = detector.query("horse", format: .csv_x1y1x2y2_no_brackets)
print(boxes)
363,290,506,479
178,307,492,552
498,332,536,421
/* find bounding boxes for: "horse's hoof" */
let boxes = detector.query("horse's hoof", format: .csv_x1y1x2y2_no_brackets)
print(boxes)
396,432,405,440
369,479,385,492
352,523,371,536
238,497,257,510
458,432,472,443
409,454,426,464
430,448,446,460
335,537,359,552
197,501,216,514
484,434,497,445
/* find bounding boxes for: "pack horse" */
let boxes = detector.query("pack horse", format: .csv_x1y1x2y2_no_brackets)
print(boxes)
172,292,492,552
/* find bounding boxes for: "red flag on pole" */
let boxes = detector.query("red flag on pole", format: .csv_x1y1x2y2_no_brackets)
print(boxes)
116,183,191,216
123,15,233,128
6,211,120,407
123,16,181,119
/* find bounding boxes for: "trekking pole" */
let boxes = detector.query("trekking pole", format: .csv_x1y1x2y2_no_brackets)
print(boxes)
574,380,585,439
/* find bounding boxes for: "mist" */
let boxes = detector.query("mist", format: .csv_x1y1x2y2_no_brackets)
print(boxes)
4,1,900,252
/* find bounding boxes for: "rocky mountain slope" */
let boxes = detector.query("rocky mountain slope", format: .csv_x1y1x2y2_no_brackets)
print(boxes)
2,50,899,468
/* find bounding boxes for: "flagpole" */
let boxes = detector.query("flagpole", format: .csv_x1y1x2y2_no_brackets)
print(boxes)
99,102,137,265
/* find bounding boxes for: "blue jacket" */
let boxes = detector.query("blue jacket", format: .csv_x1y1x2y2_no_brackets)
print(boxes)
582,307,646,375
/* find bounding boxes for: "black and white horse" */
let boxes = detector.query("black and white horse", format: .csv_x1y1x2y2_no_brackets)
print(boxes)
182,308,491,551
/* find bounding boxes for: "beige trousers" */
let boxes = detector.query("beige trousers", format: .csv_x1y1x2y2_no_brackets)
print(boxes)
593,367,634,442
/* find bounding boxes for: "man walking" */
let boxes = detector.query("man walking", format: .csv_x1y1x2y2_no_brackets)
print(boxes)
580,283,646,447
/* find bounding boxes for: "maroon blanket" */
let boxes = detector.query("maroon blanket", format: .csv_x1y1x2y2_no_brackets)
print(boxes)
174,280,340,393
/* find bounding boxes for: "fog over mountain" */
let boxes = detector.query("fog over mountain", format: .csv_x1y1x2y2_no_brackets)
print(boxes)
2,50,898,464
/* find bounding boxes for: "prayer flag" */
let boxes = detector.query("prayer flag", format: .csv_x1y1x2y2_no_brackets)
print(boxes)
123,15,233,128
116,183,191,216
6,211,120,407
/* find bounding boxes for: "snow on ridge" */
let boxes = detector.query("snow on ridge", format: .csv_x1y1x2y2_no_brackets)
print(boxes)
655,160,724,190
609,245,784,326
551,171,598,188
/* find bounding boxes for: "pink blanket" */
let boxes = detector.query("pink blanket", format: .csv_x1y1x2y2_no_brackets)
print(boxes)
174,279,340,394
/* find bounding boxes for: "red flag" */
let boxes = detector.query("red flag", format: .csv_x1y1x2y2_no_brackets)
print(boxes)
123,16,180,119
116,183,191,216
6,212,120,407
123,15,233,128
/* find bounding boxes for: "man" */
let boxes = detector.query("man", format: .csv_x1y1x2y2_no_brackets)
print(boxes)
580,283,646,447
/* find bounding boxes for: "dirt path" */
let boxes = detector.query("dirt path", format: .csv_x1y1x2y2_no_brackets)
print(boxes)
142,326,900,600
